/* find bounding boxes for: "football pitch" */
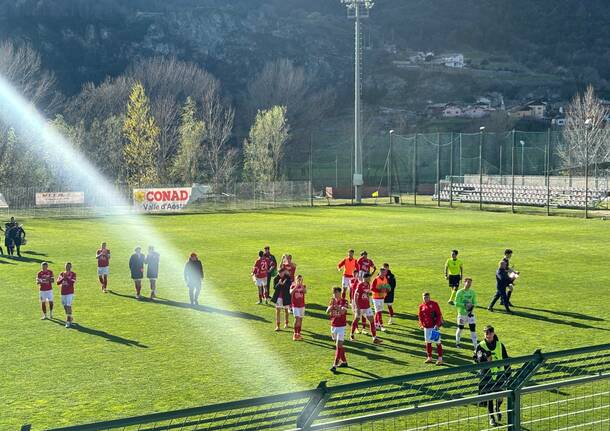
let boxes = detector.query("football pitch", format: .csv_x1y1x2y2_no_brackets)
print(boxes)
3,205,610,430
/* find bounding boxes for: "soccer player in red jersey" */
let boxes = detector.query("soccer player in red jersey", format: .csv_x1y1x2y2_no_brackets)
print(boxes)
351,274,382,344
357,251,376,277
281,254,297,282
371,268,390,331
327,287,349,373
96,241,110,293
251,251,269,304
37,262,55,320
337,249,358,296
418,292,444,365
57,262,77,328
290,275,307,340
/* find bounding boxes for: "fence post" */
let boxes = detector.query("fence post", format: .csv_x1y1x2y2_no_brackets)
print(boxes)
449,132,454,208
507,349,546,431
458,132,463,177
309,134,314,208
479,128,484,211
511,129,516,213
546,129,551,216
296,381,330,430
413,134,418,206
388,130,393,203
585,126,589,219
436,132,441,207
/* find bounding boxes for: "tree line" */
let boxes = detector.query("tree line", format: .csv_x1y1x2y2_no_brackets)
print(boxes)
0,40,335,190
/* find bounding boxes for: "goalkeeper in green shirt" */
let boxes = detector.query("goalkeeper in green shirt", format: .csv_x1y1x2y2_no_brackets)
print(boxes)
454,277,478,350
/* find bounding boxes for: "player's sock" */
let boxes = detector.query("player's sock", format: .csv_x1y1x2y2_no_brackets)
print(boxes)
388,305,394,317
334,347,342,365
470,332,478,348
340,347,347,363
437,343,444,357
369,322,377,337
41,302,47,314
351,320,358,335
377,312,384,326
455,328,462,344
449,289,456,302
426,343,433,357
49,301,53,312
362,316,367,329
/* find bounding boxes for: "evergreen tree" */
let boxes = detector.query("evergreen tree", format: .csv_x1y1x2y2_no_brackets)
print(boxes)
122,82,160,187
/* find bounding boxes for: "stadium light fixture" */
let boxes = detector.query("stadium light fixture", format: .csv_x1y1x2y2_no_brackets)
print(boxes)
341,0,375,204
519,140,526,184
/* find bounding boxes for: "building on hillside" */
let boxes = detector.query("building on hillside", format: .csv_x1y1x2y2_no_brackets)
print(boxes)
509,100,548,120
442,104,463,117
551,116,566,127
440,53,465,68
463,103,494,118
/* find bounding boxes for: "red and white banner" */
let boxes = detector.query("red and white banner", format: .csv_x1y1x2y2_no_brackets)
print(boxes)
0,193,8,208
133,187,192,212
36,192,85,206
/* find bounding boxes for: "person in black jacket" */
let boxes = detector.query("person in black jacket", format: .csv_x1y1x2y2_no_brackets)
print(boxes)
10,223,26,257
184,252,204,305
475,325,511,427
488,261,512,313
383,263,397,325
129,247,145,299
264,246,277,301
272,268,291,331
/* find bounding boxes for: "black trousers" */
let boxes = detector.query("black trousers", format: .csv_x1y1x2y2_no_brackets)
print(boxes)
489,287,510,311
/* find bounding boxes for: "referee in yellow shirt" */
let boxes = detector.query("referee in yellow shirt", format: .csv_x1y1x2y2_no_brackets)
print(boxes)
444,249,463,305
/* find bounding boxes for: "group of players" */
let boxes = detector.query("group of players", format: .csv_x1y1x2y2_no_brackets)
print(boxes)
252,246,520,373
1,216,26,257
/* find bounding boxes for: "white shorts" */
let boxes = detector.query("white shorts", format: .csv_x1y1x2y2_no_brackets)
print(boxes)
331,326,346,341
457,314,476,326
275,297,289,309
61,294,74,306
255,277,267,287
373,299,385,313
342,276,353,288
40,290,53,302
424,327,441,344
355,308,374,318
97,267,109,276
293,307,305,318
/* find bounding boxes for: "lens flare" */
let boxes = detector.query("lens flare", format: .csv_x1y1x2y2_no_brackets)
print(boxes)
0,74,301,405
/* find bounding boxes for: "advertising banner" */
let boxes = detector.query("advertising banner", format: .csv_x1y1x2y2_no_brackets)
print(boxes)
35,192,85,206
133,187,192,212
0,193,8,209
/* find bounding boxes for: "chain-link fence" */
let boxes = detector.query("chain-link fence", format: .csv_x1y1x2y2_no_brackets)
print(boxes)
27,343,610,431
299,130,610,218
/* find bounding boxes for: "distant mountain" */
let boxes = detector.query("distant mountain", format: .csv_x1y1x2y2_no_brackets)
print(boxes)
1,0,609,109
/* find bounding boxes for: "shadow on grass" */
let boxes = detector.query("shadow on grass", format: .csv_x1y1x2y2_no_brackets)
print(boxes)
514,305,605,322
0,258,16,265
23,250,48,257
331,366,383,380
49,318,148,348
510,309,610,331
5,255,52,264
108,291,270,323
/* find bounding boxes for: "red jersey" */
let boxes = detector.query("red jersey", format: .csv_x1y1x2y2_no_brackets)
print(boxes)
281,262,297,280
349,277,360,301
371,275,389,300
290,283,306,308
328,297,348,327
357,257,375,274
354,281,372,309
57,271,77,295
338,257,358,278
418,300,443,329
252,258,268,278
37,270,54,291
97,248,110,267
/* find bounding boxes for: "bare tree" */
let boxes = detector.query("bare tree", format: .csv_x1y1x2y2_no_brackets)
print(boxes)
247,59,335,136
560,85,610,172
200,87,237,189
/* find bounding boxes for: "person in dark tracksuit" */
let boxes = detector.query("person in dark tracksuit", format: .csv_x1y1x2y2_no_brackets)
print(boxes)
488,261,512,313
184,252,204,306
263,246,277,301
383,263,397,325
271,268,292,331
475,325,511,427
11,224,26,257
129,247,145,299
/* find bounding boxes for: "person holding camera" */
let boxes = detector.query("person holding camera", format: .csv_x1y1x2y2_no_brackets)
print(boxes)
454,277,478,350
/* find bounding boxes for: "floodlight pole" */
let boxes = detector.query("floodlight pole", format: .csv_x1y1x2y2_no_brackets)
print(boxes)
342,0,373,204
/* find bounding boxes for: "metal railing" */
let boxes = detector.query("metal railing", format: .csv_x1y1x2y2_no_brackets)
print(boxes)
26,343,610,431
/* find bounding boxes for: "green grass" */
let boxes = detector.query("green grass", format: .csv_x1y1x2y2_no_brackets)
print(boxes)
2,205,610,429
